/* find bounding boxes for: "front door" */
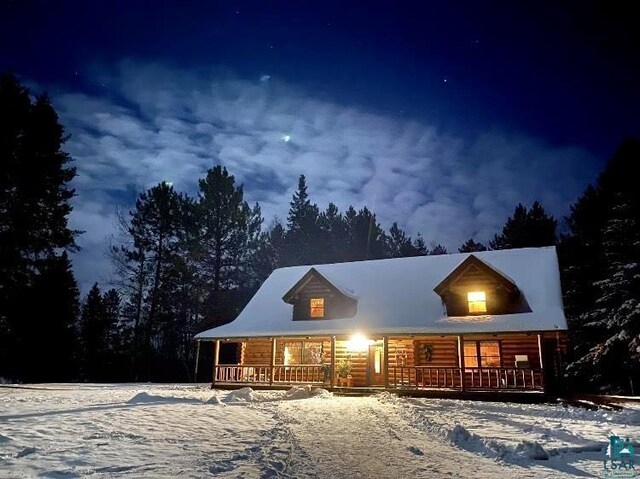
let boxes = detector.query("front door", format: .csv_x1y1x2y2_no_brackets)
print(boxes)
368,344,385,386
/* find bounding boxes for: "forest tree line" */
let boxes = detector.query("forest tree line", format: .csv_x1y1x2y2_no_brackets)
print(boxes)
1,73,638,392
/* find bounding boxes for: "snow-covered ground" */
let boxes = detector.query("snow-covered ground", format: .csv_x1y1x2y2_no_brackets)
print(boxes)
1,384,638,478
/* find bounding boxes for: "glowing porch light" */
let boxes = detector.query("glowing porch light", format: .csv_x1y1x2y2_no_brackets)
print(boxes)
346,333,374,352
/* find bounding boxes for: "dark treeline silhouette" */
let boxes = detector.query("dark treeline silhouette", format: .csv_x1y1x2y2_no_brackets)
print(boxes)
1,73,638,392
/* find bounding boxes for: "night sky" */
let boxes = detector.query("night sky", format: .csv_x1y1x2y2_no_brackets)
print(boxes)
1,1,639,291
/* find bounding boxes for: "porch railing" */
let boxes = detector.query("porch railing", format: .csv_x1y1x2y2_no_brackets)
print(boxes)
214,364,325,385
214,364,543,390
387,366,543,390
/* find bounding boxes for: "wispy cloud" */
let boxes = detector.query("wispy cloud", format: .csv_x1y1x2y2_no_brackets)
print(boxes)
55,60,599,292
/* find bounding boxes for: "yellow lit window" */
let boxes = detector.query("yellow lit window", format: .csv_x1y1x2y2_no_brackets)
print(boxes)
467,291,487,313
310,298,325,318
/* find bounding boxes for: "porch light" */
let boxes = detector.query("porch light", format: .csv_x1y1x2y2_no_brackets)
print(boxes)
346,333,374,352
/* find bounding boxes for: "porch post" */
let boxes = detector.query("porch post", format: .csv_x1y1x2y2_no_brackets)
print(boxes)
537,333,544,390
270,338,277,385
330,336,336,388
457,335,465,391
212,340,220,388
383,336,389,388
537,333,544,369
194,339,201,383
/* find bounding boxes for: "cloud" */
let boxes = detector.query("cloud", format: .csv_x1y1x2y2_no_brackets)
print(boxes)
56,60,599,292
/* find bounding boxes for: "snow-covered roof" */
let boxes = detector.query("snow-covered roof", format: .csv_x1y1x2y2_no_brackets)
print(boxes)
195,246,567,339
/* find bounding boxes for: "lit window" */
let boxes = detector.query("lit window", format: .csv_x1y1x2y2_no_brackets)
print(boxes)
283,341,323,365
310,298,325,318
463,341,501,368
467,291,487,313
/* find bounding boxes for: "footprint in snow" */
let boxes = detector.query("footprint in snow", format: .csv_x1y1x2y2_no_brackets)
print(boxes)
408,446,424,456
209,460,237,474
16,447,36,458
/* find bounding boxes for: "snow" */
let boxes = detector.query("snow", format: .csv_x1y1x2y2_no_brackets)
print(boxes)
2,384,639,478
195,246,567,339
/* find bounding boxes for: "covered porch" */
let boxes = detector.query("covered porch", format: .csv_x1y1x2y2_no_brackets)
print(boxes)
197,332,560,393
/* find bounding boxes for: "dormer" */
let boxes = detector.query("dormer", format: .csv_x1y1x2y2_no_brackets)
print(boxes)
282,268,357,321
433,255,531,316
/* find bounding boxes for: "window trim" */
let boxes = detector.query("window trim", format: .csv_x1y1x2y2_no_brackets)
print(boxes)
283,340,324,365
309,297,325,318
462,340,502,368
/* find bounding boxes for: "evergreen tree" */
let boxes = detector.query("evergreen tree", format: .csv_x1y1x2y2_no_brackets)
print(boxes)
459,238,487,253
318,203,349,263
387,222,416,258
0,73,79,381
562,139,640,392
196,166,263,338
344,206,387,261
21,253,80,381
285,175,321,265
412,234,429,256
79,283,108,380
490,201,557,249
429,244,448,255
567,194,640,391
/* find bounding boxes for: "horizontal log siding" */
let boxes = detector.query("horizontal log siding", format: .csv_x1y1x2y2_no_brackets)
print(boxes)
334,340,367,386
242,339,272,365
388,337,415,368
413,337,459,367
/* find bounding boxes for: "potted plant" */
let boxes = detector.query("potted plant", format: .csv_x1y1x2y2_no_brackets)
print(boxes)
322,364,331,385
336,360,353,387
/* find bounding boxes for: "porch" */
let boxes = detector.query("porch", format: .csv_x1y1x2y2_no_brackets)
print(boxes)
198,332,560,393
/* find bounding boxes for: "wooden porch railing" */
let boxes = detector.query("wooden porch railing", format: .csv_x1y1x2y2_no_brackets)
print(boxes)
387,366,544,390
214,364,325,385
214,364,543,390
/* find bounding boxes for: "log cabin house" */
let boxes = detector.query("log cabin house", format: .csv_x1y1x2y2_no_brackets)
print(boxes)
195,246,568,394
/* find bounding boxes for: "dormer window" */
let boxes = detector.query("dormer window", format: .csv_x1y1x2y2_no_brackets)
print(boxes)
310,298,325,318
434,255,531,316
283,268,358,320
467,291,487,313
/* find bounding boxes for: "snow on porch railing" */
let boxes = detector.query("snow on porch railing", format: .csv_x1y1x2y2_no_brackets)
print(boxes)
387,366,544,390
214,364,324,384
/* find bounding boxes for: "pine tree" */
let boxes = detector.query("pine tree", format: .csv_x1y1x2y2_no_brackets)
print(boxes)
387,222,416,258
344,206,387,261
490,201,556,249
429,244,448,255
562,139,640,392
285,175,321,265
79,283,108,380
0,73,79,381
318,203,349,263
21,253,80,381
567,194,640,391
459,239,487,252
412,234,429,256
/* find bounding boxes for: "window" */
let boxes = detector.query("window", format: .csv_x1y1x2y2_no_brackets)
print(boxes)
463,341,501,368
467,291,487,313
310,298,325,318
283,341,323,365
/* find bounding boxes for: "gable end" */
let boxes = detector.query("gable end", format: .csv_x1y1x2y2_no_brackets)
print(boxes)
434,255,531,316
282,268,357,321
